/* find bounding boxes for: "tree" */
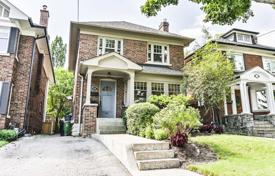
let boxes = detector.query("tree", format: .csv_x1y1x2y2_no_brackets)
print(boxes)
47,68,73,132
141,0,275,25
183,43,234,124
51,36,67,67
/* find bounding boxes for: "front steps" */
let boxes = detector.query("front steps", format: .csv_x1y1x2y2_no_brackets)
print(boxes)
96,118,126,134
133,142,181,170
253,120,275,138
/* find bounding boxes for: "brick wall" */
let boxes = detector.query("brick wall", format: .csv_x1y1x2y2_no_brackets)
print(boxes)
123,39,147,64
82,105,97,136
244,54,263,70
170,45,185,70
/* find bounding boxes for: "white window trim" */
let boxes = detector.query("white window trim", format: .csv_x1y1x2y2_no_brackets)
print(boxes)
97,36,123,56
146,43,170,65
236,33,252,44
228,53,245,72
0,26,10,54
0,3,10,19
262,57,275,74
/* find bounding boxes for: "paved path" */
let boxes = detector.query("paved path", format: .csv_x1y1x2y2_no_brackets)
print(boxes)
0,135,131,176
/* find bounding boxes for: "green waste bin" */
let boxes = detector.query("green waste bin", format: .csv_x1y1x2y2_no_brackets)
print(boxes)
64,122,72,136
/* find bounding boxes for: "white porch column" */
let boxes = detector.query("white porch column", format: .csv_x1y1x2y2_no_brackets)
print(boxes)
266,83,275,114
223,93,228,116
127,72,135,106
240,81,251,114
231,86,237,115
85,71,92,104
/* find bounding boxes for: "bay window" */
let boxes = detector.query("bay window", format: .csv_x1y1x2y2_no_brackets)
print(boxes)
147,43,169,64
0,27,10,53
98,37,122,55
151,83,164,95
262,57,275,73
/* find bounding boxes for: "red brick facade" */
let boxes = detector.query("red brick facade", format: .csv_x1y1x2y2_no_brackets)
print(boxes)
169,45,185,70
82,105,97,136
123,39,147,64
244,54,263,70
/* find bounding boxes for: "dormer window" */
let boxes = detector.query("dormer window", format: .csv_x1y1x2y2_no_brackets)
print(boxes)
236,33,252,44
0,2,10,18
97,37,123,55
147,43,169,64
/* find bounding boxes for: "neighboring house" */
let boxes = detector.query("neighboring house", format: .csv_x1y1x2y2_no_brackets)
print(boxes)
0,0,54,133
69,20,193,135
185,28,275,138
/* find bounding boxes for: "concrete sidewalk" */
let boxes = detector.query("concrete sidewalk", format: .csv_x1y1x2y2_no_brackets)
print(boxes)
92,134,202,176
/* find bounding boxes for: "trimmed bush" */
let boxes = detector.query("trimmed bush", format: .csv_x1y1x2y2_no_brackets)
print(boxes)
125,102,159,135
145,125,154,139
154,129,169,140
148,94,190,109
0,130,17,142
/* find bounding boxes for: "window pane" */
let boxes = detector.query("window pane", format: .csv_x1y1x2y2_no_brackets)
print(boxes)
134,82,147,102
105,48,115,53
105,39,115,48
153,53,162,62
256,90,268,110
168,84,180,95
151,83,164,95
154,45,162,53
0,38,8,52
233,54,244,71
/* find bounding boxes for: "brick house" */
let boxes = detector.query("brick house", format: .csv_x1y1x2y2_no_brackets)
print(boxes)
68,20,194,136
0,0,54,133
185,28,275,137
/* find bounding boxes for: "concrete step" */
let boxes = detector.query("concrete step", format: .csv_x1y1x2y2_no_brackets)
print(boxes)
137,158,180,170
133,142,170,151
254,128,275,132
254,121,271,125
99,126,126,131
134,150,175,160
99,130,126,134
254,124,274,128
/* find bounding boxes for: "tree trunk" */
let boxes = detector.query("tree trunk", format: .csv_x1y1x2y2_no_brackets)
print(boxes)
54,115,59,134
253,0,275,5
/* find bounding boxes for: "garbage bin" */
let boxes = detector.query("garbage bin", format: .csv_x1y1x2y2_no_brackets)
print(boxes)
64,122,72,136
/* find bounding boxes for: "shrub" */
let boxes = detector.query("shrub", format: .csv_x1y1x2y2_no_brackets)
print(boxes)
199,124,214,133
145,125,154,139
171,132,188,147
148,94,190,109
125,102,159,135
154,129,169,140
214,126,224,134
0,130,17,142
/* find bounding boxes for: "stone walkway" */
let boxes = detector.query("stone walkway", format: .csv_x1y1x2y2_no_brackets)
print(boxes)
0,135,130,176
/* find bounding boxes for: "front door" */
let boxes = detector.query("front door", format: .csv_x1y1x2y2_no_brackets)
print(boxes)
99,80,116,118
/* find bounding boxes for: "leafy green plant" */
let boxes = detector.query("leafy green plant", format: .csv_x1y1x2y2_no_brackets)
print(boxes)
125,102,159,135
145,125,154,139
154,129,169,140
148,94,190,109
0,130,17,142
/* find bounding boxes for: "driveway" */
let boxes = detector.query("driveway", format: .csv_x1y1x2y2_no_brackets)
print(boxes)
0,135,131,176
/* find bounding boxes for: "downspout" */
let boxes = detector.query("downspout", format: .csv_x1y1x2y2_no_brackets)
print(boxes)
78,74,84,135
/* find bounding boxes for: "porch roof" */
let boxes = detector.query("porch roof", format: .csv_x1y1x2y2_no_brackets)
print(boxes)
139,64,183,76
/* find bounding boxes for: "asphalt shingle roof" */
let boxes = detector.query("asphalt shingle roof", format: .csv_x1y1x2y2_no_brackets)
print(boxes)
140,64,183,76
76,21,193,41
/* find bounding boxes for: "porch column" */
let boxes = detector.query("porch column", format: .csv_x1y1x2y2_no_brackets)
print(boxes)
85,71,92,104
240,81,251,114
127,72,135,106
231,86,237,114
223,93,228,116
266,83,275,114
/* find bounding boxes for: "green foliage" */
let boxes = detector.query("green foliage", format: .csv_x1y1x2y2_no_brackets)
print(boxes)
145,125,155,139
51,36,67,67
140,0,275,25
148,94,190,109
125,102,159,135
47,68,73,132
153,101,201,136
0,130,17,142
154,128,169,140
184,43,234,122
0,140,8,148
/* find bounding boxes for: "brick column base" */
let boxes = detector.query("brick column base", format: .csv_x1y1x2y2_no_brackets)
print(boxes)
82,104,98,136
0,116,10,129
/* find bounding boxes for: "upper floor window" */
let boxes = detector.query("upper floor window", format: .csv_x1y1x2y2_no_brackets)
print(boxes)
98,37,122,55
0,27,10,53
0,2,10,18
236,33,252,44
147,44,169,64
262,57,275,73
228,53,245,72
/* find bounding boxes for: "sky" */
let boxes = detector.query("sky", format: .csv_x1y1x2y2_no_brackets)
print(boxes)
8,0,275,51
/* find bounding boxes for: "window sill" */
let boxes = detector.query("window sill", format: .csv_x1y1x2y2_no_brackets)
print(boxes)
0,53,10,56
252,109,270,113
145,62,171,66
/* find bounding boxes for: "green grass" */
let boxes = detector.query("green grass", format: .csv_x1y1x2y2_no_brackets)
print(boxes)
188,135,275,176
0,140,8,148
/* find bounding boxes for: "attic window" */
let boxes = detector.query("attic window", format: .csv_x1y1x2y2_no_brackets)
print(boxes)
236,33,252,44
0,2,10,18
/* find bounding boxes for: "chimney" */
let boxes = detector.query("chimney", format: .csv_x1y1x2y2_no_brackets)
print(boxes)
159,19,169,32
40,5,49,27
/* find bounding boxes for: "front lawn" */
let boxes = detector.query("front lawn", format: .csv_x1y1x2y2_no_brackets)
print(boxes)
0,140,8,148
189,135,275,176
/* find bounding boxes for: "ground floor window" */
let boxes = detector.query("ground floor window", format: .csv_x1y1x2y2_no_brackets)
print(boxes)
134,82,147,102
151,83,164,95
168,84,180,95
256,90,268,110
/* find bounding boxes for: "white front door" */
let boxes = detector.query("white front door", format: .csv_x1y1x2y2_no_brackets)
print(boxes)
99,80,116,118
